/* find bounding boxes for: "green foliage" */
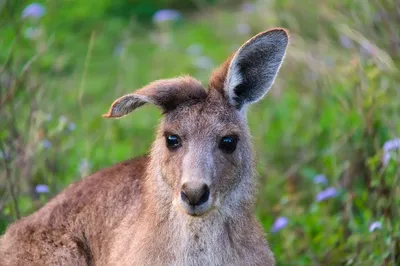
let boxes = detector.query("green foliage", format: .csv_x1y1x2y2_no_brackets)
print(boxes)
1,0,399,265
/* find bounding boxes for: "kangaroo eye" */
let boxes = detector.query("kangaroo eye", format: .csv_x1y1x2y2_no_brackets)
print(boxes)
166,134,181,150
219,135,239,154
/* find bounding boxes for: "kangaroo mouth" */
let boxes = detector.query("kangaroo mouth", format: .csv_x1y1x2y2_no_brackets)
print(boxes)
185,205,210,217
178,197,213,217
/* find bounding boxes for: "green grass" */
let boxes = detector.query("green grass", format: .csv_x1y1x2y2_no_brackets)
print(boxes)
1,0,400,265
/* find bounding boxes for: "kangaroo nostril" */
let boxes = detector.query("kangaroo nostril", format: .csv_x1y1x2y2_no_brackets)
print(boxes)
180,190,190,205
197,184,210,205
180,182,210,206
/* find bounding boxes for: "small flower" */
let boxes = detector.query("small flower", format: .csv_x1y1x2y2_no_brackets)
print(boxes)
339,35,353,49
360,40,376,57
152,9,181,24
368,221,382,232
382,152,391,166
382,138,400,166
68,122,76,131
113,43,124,56
35,184,49,193
45,114,52,121
324,56,335,67
193,56,214,70
383,138,400,152
0,150,9,160
186,44,203,56
316,187,337,202
42,139,51,149
236,23,251,35
22,3,46,19
271,216,289,233
313,174,328,185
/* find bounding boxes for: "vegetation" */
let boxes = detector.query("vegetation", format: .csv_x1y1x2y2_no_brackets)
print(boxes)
1,0,399,265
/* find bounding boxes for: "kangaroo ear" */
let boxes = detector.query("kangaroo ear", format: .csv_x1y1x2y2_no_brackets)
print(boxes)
211,28,289,110
103,77,206,118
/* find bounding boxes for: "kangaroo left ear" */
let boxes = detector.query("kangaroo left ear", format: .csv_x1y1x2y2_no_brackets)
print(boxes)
216,28,289,110
103,77,206,118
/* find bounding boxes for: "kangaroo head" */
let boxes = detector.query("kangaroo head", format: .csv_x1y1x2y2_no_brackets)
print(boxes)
104,29,289,217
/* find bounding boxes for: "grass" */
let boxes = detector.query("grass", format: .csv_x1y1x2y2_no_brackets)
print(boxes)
1,0,400,265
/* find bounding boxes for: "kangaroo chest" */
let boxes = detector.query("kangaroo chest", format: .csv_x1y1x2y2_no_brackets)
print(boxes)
109,218,252,266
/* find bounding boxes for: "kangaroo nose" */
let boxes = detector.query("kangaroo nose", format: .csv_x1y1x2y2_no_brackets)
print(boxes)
180,182,210,206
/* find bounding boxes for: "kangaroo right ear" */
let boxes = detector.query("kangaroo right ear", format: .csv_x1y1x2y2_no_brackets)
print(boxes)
209,28,289,110
103,77,207,118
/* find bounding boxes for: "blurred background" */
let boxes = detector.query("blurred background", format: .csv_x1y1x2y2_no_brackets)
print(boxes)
0,0,399,264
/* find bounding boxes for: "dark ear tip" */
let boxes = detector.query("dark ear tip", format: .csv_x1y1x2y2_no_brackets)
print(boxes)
270,27,289,34
266,28,289,43
246,28,289,48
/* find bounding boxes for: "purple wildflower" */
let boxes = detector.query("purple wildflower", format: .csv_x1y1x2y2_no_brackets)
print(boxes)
324,56,335,67
35,184,49,193
68,122,76,131
42,139,51,149
316,187,337,202
339,35,353,49
152,9,181,24
382,138,400,166
382,153,391,166
313,174,328,185
368,221,382,232
360,40,376,57
271,216,289,233
383,138,400,152
113,43,124,56
0,150,9,160
22,3,46,19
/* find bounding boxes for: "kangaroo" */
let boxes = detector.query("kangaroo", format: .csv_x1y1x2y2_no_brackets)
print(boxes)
0,28,289,266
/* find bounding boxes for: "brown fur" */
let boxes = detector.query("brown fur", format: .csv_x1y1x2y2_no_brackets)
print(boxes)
0,157,147,265
103,76,207,118
0,28,289,266
208,54,234,93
